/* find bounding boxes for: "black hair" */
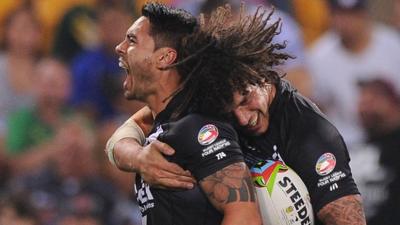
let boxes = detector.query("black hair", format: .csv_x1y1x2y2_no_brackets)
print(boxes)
141,2,198,50
170,4,291,117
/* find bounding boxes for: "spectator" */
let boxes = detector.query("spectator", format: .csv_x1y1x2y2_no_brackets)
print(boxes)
6,117,131,225
32,0,97,52
350,78,400,224
0,6,42,142
292,0,330,46
69,4,132,121
5,57,92,175
52,5,98,63
308,0,400,146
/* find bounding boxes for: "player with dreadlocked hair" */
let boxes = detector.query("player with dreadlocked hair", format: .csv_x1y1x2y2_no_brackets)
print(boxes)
170,4,291,118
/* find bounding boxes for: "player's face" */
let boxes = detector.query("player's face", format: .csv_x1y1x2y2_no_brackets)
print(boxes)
232,85,275,136
115,16,158,101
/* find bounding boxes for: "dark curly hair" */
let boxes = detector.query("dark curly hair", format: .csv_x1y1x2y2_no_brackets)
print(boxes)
142,2,198,50
169,4,291,118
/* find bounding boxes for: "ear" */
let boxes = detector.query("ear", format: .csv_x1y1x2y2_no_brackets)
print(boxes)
155,47,177,70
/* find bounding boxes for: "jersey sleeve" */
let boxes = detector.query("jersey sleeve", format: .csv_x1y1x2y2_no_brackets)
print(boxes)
286,113,360,213
159,114,244,181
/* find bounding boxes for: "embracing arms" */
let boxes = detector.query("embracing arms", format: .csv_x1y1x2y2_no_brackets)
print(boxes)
105,108,262,224
105,106,196,188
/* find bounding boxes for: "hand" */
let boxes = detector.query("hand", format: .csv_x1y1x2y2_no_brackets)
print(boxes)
136,140,196,189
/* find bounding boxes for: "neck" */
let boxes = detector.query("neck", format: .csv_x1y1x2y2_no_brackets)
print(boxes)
146,71,181,116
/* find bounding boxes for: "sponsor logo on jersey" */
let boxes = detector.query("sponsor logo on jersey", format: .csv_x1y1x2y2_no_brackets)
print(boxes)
201,139,231,157
198,124,219,145
317,171,346,187
315,152,336,176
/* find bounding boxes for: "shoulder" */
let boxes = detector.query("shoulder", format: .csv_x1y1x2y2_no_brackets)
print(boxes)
281,81,324,118
158,114,239,154
280,84,341,139
169,114,236,136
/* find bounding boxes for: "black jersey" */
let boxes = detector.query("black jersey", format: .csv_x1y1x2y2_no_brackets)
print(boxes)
135,94,244,225
240,80,360,224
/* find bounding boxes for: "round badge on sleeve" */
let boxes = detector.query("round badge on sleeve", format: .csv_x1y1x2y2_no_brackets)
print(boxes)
315,152,336,176
197,124,219,146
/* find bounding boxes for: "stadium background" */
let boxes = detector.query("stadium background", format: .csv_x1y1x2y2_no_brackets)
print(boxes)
0,0,399,224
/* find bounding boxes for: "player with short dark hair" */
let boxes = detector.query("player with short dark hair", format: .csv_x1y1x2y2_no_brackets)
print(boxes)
113,3,261,225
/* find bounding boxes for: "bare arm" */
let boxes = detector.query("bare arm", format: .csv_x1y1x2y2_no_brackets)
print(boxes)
317,194,366,225
107,106,195,189
200,162,262,225
114,138,195,189
130,106,155,136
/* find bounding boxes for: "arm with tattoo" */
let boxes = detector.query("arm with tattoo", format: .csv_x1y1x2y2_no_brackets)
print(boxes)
317,194,366,225
200,162,262,225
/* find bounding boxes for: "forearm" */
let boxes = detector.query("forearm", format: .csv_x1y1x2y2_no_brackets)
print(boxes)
105,117,146,168
317,194,366,225
113,137,143,172
221,205,262,225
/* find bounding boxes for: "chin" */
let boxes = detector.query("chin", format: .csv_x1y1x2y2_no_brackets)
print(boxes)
252,129,266,136
124,92,135,100
252,125,268,136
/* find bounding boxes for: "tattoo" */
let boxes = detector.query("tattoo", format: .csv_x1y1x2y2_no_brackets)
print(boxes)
317,195,366,225
200,162,255,211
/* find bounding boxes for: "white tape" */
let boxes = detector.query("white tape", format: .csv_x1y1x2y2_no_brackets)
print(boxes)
105,118,145,166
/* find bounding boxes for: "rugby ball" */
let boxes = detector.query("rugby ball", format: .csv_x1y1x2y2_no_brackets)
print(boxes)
251,160,314,225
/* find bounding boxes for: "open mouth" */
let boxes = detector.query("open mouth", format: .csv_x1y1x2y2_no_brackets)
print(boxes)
119,58,130,74
249,114,258,127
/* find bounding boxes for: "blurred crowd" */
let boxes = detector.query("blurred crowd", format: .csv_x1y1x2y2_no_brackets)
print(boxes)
0,0,399,224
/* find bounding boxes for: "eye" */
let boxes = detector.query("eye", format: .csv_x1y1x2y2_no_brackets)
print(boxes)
127,34,136,44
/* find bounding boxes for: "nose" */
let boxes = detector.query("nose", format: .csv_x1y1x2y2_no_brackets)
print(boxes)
115,41,125,55
233,108,251,126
